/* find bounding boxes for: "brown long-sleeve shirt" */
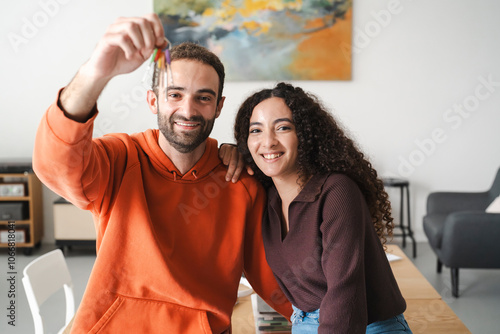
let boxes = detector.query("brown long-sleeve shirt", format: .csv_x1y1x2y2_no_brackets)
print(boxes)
262,173,406,333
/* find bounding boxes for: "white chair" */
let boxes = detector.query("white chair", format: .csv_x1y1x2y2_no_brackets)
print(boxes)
22,249,75,334
237,276,254,299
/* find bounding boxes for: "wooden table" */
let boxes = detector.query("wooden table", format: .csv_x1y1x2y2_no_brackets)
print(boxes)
405,299,471,334
386,245,441,300
232,244,471,334
386,245,470,333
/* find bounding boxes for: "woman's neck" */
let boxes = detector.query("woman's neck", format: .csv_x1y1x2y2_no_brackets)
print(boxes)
272,174,305,234
272,176,302,205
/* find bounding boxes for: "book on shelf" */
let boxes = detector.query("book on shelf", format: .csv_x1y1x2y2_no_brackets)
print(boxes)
251,294,291,333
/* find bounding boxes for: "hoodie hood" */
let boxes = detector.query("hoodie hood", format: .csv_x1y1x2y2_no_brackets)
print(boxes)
132,129,221,181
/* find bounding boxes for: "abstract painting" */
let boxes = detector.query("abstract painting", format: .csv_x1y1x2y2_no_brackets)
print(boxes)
154,0,352,81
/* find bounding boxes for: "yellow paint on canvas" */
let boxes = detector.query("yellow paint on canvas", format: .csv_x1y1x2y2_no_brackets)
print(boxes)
240,0,302,16
290,8,352,80
240,20,271,35
204,0,303,21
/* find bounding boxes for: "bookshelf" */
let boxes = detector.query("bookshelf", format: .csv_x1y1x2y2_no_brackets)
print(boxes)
0,172,43,254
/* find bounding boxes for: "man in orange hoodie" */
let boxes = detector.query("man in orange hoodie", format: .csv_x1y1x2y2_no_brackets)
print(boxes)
33,13,291,333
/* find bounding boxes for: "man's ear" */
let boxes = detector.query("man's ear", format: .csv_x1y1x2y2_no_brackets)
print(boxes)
215,96,225,118
147,90,158,114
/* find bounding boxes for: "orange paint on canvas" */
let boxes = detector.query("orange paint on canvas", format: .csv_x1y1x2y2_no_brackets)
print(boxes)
290,8,352,80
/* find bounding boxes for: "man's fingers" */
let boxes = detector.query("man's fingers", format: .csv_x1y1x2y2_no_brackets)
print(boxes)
101,32,138,60
231,162,244,183
219,144,247,182
107,15,164,60
225,159,238,182
228,152,246,183
219,145,232,165
143,13,167,48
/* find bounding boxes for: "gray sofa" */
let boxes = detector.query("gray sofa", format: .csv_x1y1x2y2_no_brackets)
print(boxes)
423,167,500,297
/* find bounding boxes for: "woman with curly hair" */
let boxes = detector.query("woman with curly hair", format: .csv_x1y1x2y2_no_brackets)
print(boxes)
234,82,411,334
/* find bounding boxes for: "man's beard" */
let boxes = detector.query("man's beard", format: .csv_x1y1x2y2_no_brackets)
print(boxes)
158,113,216,153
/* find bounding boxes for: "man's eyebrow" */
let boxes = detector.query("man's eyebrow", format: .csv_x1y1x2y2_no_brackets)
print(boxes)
166,86,216,97
166,86,184,92
197,88,217,97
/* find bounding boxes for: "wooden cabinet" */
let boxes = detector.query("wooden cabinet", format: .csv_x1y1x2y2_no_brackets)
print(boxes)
0,172,43,254
54,197,96,253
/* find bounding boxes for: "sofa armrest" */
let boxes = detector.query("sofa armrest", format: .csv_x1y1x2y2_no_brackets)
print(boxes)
426,191,489,214
440,211,500,268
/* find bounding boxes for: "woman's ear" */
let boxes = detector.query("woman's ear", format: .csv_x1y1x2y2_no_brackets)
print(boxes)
147,90,158,114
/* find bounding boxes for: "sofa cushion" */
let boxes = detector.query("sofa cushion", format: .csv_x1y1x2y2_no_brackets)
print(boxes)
486,196,500,213
423,213,448,250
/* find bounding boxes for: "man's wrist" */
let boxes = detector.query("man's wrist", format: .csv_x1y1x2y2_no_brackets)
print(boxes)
59,64,109,123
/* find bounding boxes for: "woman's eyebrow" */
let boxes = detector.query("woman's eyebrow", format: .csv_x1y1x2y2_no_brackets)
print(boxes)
249,118,293,127
273,118,293,124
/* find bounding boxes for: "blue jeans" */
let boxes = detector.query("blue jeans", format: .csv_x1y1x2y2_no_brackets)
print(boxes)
366,314,412,333
290,305,412,334
291,305,319,334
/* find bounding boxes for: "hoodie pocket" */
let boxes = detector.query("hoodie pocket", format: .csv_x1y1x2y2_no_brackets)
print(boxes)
89,294,212,334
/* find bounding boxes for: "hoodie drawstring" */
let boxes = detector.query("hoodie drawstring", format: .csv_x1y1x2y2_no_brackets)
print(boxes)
171,170,197,180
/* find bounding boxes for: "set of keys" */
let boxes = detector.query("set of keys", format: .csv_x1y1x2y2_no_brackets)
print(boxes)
143,37,173,100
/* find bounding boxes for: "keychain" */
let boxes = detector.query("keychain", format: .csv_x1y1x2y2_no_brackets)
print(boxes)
142,37,173,100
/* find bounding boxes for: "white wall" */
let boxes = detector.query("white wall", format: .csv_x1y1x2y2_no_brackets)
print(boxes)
1,0,500,244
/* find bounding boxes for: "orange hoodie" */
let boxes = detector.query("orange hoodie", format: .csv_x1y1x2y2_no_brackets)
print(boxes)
33,94,292,333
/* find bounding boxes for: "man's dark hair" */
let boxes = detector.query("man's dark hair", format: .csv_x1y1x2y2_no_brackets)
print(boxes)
151,42,225,103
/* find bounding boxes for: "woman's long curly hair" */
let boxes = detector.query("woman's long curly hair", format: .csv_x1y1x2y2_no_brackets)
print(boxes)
234,82,394,244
